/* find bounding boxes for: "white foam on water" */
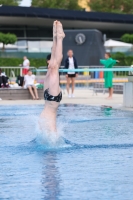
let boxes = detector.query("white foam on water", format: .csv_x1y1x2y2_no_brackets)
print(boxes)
20,115,71,149
35,118,70,149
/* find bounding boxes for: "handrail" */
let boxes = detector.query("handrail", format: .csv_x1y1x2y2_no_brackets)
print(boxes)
0,66,36,69
0,66,36,76
36,68,133,72
1,66,133,74
38,66,131,69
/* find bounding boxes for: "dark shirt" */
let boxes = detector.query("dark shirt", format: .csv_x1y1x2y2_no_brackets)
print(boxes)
64,56,78,74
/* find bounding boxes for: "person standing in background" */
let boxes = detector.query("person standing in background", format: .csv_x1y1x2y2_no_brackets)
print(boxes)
100,53,119,99
64,50,78,98
22,56,30,75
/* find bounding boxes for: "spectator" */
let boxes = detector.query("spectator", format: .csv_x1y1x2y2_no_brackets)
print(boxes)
24,69,39,100
100,53,119,99
0,68,9,88
22,56,30,75
64,50,78,98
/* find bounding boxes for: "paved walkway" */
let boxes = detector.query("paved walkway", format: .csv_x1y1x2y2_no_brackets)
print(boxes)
0,89,124,108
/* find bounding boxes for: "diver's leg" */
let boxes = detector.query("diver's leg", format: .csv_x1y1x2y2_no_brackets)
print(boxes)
48,21,57,69
55,21,65,67
49,21,65,96
49,21,65,69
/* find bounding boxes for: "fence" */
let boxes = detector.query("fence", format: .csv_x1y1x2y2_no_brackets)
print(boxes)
36,66,133,94
1,66,133,94
0,66,36,81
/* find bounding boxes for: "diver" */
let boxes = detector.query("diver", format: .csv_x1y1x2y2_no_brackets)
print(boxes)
40,20,65,133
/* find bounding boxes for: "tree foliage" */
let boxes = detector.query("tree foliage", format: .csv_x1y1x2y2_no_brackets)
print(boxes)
31,0,81,10
121,34,133,44
111,52,133,66
89,0,133,14
0,32,17,50
0,0,22,6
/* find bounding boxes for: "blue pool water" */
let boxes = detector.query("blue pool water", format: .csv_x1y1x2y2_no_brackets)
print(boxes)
0,104,133,200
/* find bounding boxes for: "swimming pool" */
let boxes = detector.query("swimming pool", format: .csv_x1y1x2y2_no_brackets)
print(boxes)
0,104,133,200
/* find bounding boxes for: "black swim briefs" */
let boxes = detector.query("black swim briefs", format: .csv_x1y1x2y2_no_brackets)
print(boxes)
44,88,62,102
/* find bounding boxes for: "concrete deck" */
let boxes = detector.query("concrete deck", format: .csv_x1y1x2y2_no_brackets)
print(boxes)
0,89,128,110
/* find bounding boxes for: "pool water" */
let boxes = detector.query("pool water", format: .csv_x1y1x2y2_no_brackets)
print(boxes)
0,104,133,200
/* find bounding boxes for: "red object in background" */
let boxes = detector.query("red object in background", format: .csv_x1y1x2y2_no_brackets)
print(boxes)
22,68,28,75
99,71,103,78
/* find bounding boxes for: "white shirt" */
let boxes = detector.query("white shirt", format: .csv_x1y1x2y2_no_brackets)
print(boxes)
68,57,75,74
24,74,35,88
1,72,6,77
23,59,30,69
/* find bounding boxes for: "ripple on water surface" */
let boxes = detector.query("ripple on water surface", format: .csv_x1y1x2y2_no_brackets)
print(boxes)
0,104,133,200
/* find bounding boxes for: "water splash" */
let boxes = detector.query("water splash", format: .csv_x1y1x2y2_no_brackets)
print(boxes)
35,118,70,149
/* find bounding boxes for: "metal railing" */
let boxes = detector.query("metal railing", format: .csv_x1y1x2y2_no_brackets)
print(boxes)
35,66,133,94
0,66,36,77
1,66,133,94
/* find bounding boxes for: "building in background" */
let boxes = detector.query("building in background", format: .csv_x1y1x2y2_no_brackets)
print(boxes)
78,0,90,11
63,29,105,66
0,5,133,55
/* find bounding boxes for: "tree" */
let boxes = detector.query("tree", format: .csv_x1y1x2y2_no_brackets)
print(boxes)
0,0,22,6
88,0,133,14
31,0,82,10
121,34,133,44
0,33,17,51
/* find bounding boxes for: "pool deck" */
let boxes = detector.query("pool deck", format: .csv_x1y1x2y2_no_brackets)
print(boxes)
0,89,133,111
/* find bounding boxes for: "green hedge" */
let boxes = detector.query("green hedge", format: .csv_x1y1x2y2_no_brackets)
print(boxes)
0,58,47,68
0,53,133,67
111,52,133,66
121,34,133,44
